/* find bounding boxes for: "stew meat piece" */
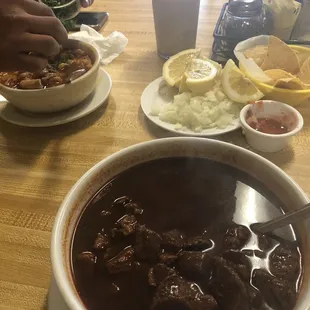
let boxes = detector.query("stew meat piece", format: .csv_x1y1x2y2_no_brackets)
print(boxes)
152,275,219,310
135,225,162,261
177,251,212,282
106,246,136,274
209,257,250,310
184,235,213,251
253,269,297,310
161,229,184,253
148,264,177,287
269,244,300,281
223,225,251,249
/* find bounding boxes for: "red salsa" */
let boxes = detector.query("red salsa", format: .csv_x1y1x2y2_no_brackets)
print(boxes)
247,117,290,134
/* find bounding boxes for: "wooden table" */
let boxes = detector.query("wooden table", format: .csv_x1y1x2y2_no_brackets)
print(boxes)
0,0,310,309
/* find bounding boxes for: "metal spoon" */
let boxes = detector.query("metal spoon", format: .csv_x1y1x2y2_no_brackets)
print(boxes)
253,202,310,234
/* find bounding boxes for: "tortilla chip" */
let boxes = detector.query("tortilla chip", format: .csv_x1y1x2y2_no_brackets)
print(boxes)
243,45,268,67
298,56,310,84
261,36,300,74
294,49,310,67
265,69,304,90
274,78,304,90
264,69,293,80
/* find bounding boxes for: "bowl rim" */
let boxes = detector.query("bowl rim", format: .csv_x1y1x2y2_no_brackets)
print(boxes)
40,0,78,9
0,39,100,93
240,100,304,138
50,137,310,310
243,45,310,94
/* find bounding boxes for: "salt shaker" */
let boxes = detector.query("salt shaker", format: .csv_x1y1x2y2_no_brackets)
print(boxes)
152,0,200,59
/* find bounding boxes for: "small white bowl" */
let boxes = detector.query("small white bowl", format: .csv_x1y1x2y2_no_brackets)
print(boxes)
0,39,100,113
240,100,304,153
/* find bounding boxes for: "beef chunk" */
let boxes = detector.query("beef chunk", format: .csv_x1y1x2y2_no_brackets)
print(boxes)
106,246,135,274
76,251,97,277
247,286,263,310
159,253,178,266
110,227,126,242
135,225,162,261
209,257,250,310
269,244,300,281
253,269,297,310
148,264,176,287
223,225,251,249
161,229,184,253
93,233,110,251
258,234,274,251
221,250,251,281
177,251,212,281
112,196,132,207
152,275,219,310
184,235,213,251
124,202,144,215
117,214,137,236
194,295,219,310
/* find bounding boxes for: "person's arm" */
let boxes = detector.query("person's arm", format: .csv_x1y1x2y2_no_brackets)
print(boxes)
0,0,68,72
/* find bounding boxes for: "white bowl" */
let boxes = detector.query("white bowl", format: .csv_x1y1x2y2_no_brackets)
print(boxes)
0,39,100,113
51,137,310,310
240,100,304,153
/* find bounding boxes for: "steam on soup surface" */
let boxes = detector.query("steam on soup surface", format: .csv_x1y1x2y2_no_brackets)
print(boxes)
72,158,302,310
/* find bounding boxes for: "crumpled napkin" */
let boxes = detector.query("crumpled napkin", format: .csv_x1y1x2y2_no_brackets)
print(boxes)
69,24,128,65
264,0,301,40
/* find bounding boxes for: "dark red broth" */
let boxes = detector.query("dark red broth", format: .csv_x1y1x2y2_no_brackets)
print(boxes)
71,158,302,310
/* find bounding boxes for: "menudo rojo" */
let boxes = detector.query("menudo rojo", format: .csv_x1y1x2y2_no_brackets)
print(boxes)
0,48,93,90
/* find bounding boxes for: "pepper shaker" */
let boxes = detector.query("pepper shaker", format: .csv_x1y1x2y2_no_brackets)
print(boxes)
223,0,269,40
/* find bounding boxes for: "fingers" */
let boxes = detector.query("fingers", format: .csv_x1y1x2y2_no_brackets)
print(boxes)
19,33,61,57
22,0,55,17
27,16,68,45
15,54,48,72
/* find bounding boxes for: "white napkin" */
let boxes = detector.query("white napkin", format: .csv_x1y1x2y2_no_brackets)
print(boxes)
69,24,128,65
264,0,301,40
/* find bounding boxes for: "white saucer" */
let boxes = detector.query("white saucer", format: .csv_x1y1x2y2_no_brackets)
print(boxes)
48,276,69,310
0,68,112,127
141,77,241,136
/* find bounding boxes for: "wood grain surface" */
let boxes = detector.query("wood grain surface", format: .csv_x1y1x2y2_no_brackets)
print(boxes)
0,0,310,309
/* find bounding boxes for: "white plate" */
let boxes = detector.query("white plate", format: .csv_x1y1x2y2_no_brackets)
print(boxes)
48,276,69,310
141,77,241,136
0,68,112,127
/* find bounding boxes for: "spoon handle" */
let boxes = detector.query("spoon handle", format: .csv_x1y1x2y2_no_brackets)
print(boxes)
255,202,310,234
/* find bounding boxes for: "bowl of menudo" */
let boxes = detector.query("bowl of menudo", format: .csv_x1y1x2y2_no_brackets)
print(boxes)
0,39,100,113
51,137,310,310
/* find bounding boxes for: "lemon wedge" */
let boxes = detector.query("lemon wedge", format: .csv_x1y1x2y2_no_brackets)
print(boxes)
163,49,201,87
222,59,264,104
179,74,190,93
185,59,218,94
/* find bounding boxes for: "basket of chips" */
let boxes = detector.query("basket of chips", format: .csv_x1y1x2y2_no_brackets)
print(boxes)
234,35,310,106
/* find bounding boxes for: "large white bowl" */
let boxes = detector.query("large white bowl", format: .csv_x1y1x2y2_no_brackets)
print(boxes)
51,137,310,310
0,39,100,113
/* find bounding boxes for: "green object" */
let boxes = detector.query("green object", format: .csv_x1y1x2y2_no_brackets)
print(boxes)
42,0,81,22
42,0,70,6
62,18,77,32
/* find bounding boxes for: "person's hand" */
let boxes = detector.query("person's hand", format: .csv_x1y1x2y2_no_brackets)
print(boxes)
0,0,68,72
80,0,94,8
